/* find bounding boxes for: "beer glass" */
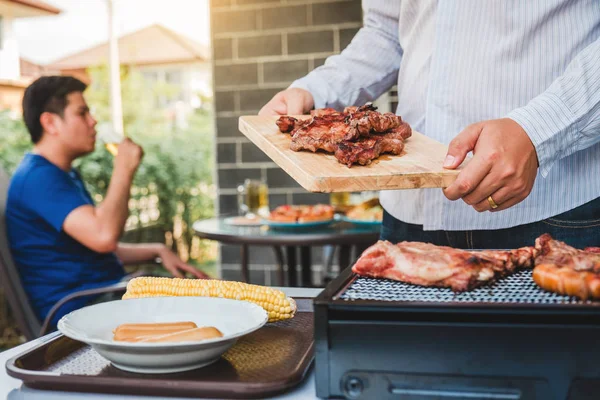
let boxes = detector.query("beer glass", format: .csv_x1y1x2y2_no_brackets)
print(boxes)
330,192,351,213
237,179,269,218
97,122,124,156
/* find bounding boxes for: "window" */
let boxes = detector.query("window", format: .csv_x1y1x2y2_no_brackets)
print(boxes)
166,70,183,86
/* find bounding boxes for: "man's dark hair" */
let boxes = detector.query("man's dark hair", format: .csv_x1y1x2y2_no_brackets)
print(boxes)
22,76,87,143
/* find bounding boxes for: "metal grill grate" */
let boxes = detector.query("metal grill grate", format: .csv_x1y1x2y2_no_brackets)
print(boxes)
339,270,596,305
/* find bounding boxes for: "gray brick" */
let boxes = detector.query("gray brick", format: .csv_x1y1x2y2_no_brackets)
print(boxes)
221,244,276,265
220,265,266,285
313,57,328,68
220,267,243,282
218,194,239,215
238,34,282,58
213,10,257,34
263,60,309,83
312,1,362,25
214,63,258,87
261,5,307,30
218,168,262,189
340,27,360,49
268,194,288,209
239,88,281,112
266,168,302,188
216,116,242,138
217,143,237,163
213,38,233,60
288,30,334,54
292,192,331,205
215,91,235,112
241,142,271,163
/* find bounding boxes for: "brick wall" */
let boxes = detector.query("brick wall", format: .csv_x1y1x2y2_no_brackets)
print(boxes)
210,0,363,285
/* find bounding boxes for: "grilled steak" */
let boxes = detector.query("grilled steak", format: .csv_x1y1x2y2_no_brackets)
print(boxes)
334,136,405,167
533,233,600,299
352,240,535,292
276,104,412,167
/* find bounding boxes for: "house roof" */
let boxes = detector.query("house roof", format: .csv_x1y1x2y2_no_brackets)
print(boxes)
3,0,61,17
48,24,210,70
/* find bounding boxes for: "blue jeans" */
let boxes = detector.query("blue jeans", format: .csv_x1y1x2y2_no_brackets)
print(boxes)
381,197,600,249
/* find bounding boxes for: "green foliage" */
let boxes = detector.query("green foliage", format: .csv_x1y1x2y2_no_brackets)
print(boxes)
0,111,32,174
0,66,216,264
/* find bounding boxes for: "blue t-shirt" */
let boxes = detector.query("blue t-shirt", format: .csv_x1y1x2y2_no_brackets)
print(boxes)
6,153,125,328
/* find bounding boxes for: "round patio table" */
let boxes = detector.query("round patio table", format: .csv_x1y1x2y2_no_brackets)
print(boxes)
193,217,381,287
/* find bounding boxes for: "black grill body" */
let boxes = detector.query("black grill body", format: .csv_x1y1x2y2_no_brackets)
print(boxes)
314,267,600,400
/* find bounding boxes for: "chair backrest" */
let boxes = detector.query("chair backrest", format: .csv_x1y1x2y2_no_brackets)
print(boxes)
0,166,41,340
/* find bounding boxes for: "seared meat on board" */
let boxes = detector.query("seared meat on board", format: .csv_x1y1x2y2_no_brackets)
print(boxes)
276,104,412,167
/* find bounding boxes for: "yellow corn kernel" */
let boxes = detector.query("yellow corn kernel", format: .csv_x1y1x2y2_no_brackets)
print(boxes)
122,277,296,322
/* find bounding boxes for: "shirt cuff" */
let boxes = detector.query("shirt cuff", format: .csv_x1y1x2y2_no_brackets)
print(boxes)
289,76,330,109
506,92,579,178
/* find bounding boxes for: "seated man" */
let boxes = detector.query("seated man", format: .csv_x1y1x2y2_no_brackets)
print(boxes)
6,76,208,330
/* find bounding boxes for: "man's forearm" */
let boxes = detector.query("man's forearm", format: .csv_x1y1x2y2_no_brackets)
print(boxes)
116,243,165,265
507,38,600,177
95,170,134,243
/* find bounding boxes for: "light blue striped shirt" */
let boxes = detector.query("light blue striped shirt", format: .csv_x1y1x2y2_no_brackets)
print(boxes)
291,0,600,231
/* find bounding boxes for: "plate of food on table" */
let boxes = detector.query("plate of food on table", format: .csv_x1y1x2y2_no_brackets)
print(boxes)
262,204,335,229
337,197,383,226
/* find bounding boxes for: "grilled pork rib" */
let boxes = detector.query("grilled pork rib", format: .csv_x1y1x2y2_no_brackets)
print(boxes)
351,240,536,292
276,104,412,167
533,233,600,300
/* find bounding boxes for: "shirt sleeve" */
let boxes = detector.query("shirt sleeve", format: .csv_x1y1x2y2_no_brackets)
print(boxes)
506,38,600,177
22,166,90,232
290,0,402,109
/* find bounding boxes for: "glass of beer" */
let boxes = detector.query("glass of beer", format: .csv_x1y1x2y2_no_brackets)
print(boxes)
330,192,351,212
97,122,124,156
237,179,269,218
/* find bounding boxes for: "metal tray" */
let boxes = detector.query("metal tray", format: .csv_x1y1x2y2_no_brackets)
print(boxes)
6,300,314,399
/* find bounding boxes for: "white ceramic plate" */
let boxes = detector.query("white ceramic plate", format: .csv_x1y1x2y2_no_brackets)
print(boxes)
57,296,268,374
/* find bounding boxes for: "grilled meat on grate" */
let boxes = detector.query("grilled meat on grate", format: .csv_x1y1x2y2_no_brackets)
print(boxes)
533,233,600,300
351,240,536,292
275,104,412,167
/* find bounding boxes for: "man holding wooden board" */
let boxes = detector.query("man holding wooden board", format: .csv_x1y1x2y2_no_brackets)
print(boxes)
259,0,600,249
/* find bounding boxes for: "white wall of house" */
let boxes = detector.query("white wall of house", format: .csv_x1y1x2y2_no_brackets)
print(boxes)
139,61,211,108
0,10,21,81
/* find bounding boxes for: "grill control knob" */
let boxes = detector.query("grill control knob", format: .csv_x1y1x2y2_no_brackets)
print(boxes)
344,376,364,398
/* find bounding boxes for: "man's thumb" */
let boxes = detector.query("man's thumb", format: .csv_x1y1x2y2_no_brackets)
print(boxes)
444,123,482,169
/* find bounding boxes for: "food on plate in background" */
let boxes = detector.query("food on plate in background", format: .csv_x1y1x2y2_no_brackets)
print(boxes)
276,104,412,167
268,204,334,223
123,277,297,322
113,321,197,342
346,198,383,221
140,326,223,343
533,234,600,300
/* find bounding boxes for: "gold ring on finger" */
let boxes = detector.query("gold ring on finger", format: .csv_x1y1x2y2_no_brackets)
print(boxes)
487,196,499,209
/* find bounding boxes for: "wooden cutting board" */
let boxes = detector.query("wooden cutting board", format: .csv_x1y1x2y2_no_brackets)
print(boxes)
238,116,461,193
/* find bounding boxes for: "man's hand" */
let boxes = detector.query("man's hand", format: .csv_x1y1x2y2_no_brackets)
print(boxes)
442,118,539,212
157,246,210,279
259,88,315,116
114,138,144,175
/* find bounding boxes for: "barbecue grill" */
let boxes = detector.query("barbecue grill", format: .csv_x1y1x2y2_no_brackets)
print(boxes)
314,267,600,400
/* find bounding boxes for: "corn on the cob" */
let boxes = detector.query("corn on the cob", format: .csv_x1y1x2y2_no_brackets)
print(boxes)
122,277,296,322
